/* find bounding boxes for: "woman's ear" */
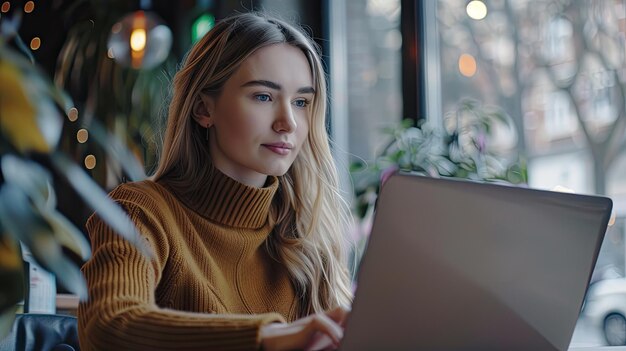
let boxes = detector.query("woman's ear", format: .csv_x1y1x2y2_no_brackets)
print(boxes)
192,93,215,128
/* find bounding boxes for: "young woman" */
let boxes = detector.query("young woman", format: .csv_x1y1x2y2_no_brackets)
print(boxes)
77,12,353,351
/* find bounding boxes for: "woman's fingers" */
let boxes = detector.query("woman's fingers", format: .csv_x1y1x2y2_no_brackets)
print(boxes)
304,333,336,351
303,314,343,351
306,313,343,344
260,312,345,351
325,306,350,327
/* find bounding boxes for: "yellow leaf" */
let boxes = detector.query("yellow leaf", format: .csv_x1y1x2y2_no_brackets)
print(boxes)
0,235,21,270
0,60,50,153
40,208,91,260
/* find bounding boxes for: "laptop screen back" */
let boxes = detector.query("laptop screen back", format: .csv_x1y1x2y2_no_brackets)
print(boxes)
341,174,612,351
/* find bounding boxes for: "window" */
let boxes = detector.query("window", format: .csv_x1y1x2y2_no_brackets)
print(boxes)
332,0,403,163
426,0,626,347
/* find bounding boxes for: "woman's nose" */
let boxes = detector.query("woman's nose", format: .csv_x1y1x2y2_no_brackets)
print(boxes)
273,104,297,133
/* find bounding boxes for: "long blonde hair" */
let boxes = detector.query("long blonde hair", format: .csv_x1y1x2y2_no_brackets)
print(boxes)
153,12,353,316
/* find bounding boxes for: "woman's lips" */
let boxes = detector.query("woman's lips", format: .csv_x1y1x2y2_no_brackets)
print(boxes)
262,142,293,155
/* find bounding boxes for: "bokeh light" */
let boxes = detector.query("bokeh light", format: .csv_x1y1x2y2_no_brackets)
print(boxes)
24,1,34,13
108,10,172,70
77,129,89,143
30,37,41,50
84,155,96,170
466,0,487,20
130,28,147,52
68,107,79,122
459,53,477,77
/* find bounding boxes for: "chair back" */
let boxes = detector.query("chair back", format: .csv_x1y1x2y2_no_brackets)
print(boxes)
0,314,79,351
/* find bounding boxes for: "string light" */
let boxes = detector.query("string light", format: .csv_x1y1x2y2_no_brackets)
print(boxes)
68,107,79,122
24,1,34,13
1,2,10,13
77,129,89,143
84,155,96,170
30,37,41,50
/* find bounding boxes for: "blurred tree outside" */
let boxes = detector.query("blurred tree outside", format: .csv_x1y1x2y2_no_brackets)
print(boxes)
436,0,626,196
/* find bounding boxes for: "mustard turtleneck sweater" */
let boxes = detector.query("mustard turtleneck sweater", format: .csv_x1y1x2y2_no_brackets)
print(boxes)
78,168,298,350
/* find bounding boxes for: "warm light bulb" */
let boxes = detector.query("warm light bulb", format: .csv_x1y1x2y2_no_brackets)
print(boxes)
1,2,10,13
107,10,172,70
466,0,487,20
130,28,146,52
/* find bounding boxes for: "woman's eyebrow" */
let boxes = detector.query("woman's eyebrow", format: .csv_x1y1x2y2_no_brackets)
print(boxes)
241,80,315,94
242,80,281,90
297,86,315,94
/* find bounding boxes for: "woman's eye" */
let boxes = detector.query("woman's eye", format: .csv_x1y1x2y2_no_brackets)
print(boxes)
293,99,309,108
254,94,271,102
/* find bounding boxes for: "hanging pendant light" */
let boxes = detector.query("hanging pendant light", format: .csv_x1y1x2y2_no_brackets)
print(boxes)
107,3,172,70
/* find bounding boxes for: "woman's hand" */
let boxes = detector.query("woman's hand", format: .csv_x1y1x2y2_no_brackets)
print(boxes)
259,307,350,351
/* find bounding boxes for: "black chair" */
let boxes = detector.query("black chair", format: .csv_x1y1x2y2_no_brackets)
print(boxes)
0,314,79,351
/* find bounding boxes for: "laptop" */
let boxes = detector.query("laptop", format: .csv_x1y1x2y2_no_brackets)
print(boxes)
341,173,613,351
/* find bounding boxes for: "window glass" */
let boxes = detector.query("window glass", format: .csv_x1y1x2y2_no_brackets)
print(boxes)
344,0,403,162
431,0,626,346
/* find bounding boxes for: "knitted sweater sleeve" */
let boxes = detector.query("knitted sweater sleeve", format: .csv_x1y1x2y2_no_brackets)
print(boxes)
77,186,285,351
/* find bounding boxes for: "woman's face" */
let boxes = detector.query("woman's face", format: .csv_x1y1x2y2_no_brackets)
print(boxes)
202,43,313,187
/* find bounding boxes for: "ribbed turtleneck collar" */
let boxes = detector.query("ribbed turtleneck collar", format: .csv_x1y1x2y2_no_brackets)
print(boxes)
159,166,278,229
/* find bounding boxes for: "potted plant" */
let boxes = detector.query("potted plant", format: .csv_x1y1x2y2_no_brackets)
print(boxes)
349,98,527,270
0,17,147,337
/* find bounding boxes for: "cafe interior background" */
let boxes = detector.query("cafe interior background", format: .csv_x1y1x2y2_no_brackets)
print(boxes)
1,0,626,347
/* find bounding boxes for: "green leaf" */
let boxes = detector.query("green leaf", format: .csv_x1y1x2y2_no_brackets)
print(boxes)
1,47,65,151
87,120,147,182
349,160,367,173
40,207,91,261
49,88,75,118
50,152,152,258
0,155,90,260
0,184,51,245
11,34,35,65
432,157,457,176
1,154,54,208
0,184,87,299
400,118,414,129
